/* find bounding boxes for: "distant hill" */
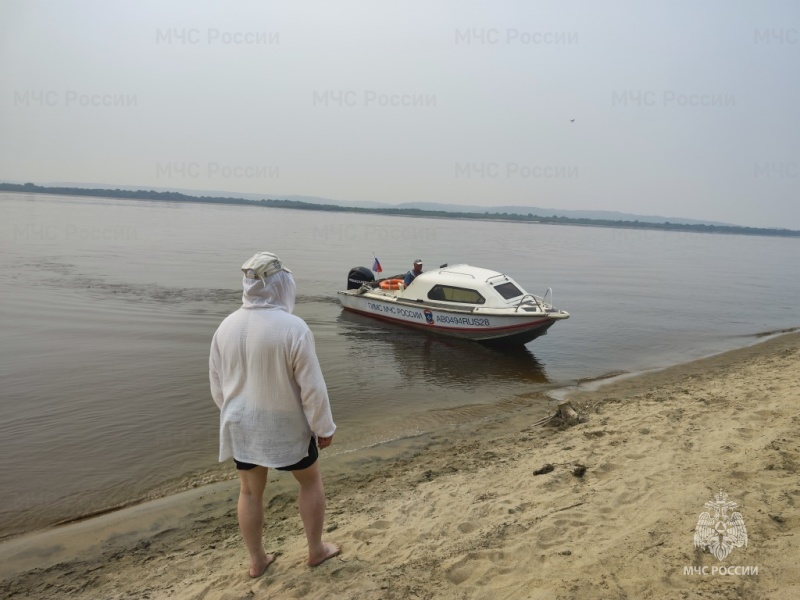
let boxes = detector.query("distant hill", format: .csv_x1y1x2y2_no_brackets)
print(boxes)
3,182,798,238
35,181,731,227
40,182,389,210
391,202,732,227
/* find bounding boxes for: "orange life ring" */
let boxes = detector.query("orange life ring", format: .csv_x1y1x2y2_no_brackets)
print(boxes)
379,278,404,290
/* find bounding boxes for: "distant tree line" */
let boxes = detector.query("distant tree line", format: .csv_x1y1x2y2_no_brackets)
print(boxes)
2,182,799,238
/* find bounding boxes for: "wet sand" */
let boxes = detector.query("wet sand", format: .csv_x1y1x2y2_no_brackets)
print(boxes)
1,333,798,599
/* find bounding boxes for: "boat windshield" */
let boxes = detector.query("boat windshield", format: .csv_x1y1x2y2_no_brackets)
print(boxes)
493,282,523,300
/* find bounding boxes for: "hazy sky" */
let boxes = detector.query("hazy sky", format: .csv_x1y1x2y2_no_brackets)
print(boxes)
1,1,798,228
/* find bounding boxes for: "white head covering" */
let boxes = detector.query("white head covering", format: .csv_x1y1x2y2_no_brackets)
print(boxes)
240,252,295,312
241,251,291,279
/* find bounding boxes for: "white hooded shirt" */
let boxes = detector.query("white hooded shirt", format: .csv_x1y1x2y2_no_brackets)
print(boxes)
209,271,336,468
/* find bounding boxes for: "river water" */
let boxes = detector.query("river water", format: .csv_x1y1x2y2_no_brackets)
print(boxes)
1,192,798,537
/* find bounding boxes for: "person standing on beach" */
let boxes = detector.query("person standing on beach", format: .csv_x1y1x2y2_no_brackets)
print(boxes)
209,251,340,577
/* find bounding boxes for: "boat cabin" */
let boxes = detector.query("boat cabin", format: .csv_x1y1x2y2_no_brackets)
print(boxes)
396,265,528,309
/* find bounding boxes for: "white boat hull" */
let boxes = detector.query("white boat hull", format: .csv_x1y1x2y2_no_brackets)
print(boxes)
338,291,563,345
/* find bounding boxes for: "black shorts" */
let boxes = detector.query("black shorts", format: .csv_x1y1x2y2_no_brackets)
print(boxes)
234,437,318,472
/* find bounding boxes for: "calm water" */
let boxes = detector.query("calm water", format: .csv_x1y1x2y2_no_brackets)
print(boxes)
1,192,798,537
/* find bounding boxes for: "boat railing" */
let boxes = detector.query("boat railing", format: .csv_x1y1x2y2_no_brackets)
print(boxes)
514,288,553,312
486,273,509,283
515,294,543,312
440,268,476,279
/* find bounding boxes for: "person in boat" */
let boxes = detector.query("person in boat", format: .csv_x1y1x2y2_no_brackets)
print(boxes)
403,259,423,286
209,251,340,577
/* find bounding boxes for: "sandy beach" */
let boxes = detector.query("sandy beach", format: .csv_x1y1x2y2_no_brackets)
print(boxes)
1,332,798,600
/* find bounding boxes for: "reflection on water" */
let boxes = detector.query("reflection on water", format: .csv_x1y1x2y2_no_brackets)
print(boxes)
318,308,553,467
337,310,549,388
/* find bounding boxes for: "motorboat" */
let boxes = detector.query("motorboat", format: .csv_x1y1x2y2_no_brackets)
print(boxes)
337,264,569,345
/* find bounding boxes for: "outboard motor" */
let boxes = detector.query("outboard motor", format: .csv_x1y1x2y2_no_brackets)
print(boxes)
347,266,375,290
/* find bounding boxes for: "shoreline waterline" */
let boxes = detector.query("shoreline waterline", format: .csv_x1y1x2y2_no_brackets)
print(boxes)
547,326,800,402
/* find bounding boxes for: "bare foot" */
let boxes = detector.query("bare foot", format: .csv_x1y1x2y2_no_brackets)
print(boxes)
249,553,276,578
308,542,340,567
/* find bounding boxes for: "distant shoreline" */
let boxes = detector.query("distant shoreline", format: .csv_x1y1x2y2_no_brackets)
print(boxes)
2,183,799,238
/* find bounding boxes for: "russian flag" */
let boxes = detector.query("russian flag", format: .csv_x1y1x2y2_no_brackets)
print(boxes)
372,256,383,273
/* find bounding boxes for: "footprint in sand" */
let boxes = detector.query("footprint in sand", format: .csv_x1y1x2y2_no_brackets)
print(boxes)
353,520,392,541
444,550,505,586
457,522,478,534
